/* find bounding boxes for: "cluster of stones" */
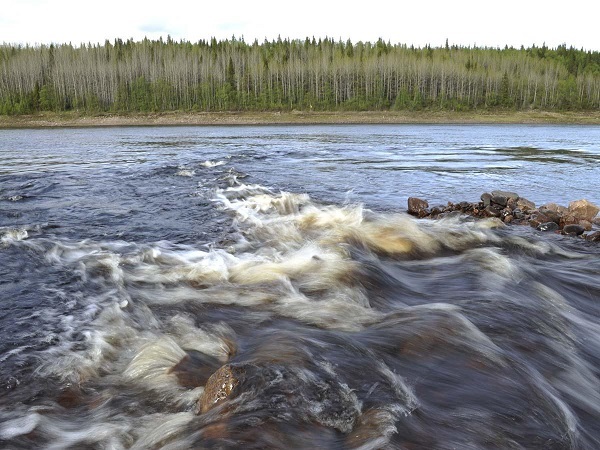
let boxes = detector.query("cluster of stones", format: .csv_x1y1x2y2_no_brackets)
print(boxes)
407,191,600,242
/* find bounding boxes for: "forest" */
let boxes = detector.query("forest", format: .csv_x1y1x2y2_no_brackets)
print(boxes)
1,37,599,115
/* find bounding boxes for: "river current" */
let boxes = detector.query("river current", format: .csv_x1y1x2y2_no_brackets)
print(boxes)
1,124,600,449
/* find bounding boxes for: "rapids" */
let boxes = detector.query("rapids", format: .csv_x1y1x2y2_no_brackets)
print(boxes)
1,124,600,449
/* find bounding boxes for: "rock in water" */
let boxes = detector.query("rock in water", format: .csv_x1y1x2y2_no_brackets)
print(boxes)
197,363,360,433
484,205,502,218
568,199,600,222
198,364,242,414
541,202,568,215
407,197,429,217
538,207,562,224
537,222,559,232
491,190,519,200
490,195,508,207
586,231,600,242
516,198,536,212
562,224,585,236
480,193,492,207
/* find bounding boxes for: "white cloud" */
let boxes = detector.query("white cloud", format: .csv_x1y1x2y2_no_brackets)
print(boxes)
1,0,599,50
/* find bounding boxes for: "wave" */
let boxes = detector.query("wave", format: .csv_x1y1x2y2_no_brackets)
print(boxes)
1,183,600,448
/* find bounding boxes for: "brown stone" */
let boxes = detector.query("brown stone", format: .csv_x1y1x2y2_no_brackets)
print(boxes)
579,220,593,231
197,364,242,414
516,197,536,212
504,215,513,224
529,212,551,228
169,350,222,389
586,231,600,242
561,214,580,227
541,202,568,215
568,199,600,222
484,205,502,217
538,207,562,224
407,197,429,217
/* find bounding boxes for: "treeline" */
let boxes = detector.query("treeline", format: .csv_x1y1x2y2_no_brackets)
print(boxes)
1,36,600,115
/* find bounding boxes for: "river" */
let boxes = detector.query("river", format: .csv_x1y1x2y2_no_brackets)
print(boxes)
1,124,600,449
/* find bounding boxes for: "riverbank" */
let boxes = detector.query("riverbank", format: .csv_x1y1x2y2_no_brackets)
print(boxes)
1,110,600,128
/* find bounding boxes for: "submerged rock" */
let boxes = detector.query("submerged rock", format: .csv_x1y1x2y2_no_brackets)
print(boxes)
196,363,360,433
586,231,600,242
198,364,242,414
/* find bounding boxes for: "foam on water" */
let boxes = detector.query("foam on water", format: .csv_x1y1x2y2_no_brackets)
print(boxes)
2,177,600,449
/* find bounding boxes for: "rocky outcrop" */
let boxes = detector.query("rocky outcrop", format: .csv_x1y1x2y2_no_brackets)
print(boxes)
568,199,600,222
407,197,429,218
195,362,360,433
197,364,242,414
407,193,600,241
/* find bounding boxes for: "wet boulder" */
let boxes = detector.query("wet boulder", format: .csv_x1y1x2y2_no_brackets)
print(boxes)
536,222,559,232
484,205,502,218
197,364,243,414
541,202,568,215
169,350,222,389
480,193,492,207
491,190,519,201
196,363,360,433
586,231,600,242
568,199,600,222
516,197,536,212
528,211,551,228
538,207,562,224
407,197,429,218
562,224,585,236
490,195,508,207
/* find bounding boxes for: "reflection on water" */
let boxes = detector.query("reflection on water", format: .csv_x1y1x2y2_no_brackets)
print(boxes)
0,124,599,449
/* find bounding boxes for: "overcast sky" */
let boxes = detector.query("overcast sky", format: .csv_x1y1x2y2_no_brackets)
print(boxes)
2,0,599,51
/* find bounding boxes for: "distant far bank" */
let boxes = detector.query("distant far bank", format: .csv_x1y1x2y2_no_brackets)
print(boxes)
2,110,600,128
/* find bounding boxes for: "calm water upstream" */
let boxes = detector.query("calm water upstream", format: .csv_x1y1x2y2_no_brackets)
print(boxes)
1,124,600,449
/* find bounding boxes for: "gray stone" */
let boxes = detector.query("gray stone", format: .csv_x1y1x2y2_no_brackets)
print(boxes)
491,195,508,207
491,190,519,200
536,222,559,232
480,193,492,207
562,224,585,236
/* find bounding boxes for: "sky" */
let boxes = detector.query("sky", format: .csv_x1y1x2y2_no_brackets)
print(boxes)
2,0,599,51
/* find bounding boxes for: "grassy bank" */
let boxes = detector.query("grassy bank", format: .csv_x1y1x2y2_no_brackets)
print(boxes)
1,110,600,128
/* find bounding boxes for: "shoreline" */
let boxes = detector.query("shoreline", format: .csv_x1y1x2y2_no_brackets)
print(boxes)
2,110,600,128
